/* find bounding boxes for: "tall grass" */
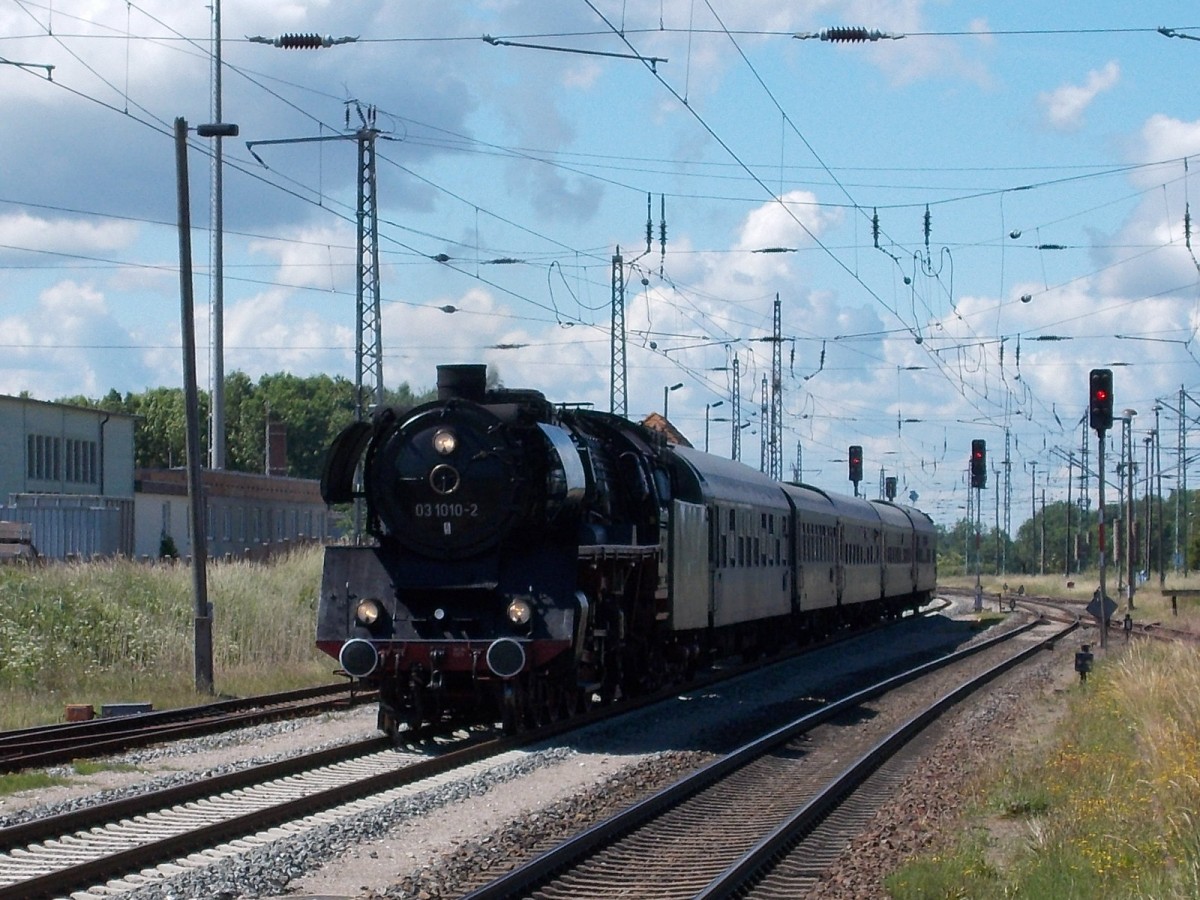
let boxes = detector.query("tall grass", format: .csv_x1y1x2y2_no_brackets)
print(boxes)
886,640,1200,898
941,569,1200,631
0,545,333,728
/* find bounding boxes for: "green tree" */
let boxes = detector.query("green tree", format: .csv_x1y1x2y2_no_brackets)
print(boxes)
128,387,208,469
54,370,455,482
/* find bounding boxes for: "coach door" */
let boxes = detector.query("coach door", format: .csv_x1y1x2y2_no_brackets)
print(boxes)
668,499,710,630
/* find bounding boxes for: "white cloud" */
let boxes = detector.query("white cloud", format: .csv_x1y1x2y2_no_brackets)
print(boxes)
0,280,159,399
1038,61,1120,132
735,191,843,252
0,213,138,257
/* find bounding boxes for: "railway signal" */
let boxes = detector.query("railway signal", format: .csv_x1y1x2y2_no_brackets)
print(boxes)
848,445,863,485
969,440,986,489
1089,368,1114,648
1089,368,1113,434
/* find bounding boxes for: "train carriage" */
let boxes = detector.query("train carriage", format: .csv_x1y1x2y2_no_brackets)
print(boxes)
780,482,839,617
873,498,921,607
668,446,792,632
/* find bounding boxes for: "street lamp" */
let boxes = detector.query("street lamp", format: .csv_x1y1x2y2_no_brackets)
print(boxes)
705,400,724,452
664,382,683,422
195,119,238,471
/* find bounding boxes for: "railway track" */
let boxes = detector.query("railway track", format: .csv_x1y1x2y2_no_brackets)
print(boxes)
0,682,376,773
458,614,1075,899
0,601,963,899
0,728,503,899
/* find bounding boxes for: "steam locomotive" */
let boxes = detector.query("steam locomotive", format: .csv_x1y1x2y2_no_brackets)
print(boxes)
317,364,937,738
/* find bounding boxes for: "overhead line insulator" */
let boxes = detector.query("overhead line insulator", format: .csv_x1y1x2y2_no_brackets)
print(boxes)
793,27,904,42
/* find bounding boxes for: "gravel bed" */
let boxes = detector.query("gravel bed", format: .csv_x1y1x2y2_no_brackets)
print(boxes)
2,604,1079,899
366,622,1079,900
0,716,376,829
119,746,582,900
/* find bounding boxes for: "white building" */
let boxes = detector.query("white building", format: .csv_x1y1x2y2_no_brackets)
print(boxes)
0,394,332,561
0,394,137,557
134,468,331,561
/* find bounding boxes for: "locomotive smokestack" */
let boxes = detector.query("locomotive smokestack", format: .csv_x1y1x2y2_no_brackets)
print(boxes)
437,364,487,402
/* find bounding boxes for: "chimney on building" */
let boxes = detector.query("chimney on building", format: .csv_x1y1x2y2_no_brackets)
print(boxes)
266,419,288,476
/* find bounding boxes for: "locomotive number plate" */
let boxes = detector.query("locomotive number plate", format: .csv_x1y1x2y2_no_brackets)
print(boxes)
413,502,480,519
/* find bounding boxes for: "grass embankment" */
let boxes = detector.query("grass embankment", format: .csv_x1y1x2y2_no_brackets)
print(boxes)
0,545,333,729
887,572,1200,897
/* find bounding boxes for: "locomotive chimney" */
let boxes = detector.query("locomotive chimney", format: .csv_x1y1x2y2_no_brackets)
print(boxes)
437,364,487,402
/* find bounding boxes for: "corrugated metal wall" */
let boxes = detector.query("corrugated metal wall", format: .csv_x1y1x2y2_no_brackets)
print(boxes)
1,494,134,559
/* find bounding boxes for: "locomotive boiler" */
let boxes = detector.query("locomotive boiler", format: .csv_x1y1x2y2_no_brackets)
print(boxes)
316,364,936,739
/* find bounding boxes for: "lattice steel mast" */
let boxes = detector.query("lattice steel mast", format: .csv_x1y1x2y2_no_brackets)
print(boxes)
769,293,783,480
354,104,384,421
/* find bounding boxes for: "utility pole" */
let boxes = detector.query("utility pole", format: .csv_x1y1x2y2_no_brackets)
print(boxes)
1040,488,1046,575
174,118,214,694
1178,387,1187,574
731,355,742,462
759,376,768,474
1003,427,1012,574
245,102,383,422
769,294,783,480
609,248,627,417
1065,452,1074,576
1122,409,1137,609
1145,433,1154,583
354,104,384,421
609,196,661,419
1155,403,1165,586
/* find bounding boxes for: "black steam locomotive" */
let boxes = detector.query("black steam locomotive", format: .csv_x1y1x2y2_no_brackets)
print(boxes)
317,364,937,738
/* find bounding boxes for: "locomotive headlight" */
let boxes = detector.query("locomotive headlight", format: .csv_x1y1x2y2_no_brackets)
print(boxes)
432,429,457,456
354,598,382,627
506,598,533,626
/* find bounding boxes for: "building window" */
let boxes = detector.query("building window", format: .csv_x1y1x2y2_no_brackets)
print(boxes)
26,434,67,482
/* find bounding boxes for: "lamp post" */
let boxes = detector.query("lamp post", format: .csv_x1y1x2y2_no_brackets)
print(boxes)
705,400,724,452
664,382,683,422
196,112,239,471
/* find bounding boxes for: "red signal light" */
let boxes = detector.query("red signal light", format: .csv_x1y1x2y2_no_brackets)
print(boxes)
1089,369,1113,433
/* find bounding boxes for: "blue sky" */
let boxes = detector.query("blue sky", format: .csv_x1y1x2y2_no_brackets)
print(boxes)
2,1,1199,537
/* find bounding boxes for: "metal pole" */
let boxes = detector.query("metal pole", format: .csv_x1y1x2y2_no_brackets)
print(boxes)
1098,434,1108,649
974,484,982,612
1145,435,1153,582
174,118,214,695
1124,411,1137,609
1065,452,1074,575
209,0,226,470
1040,488,1046,575
1155,405,1164,586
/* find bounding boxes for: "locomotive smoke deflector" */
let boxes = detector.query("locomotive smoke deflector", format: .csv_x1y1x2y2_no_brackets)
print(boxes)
538,423,587,511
